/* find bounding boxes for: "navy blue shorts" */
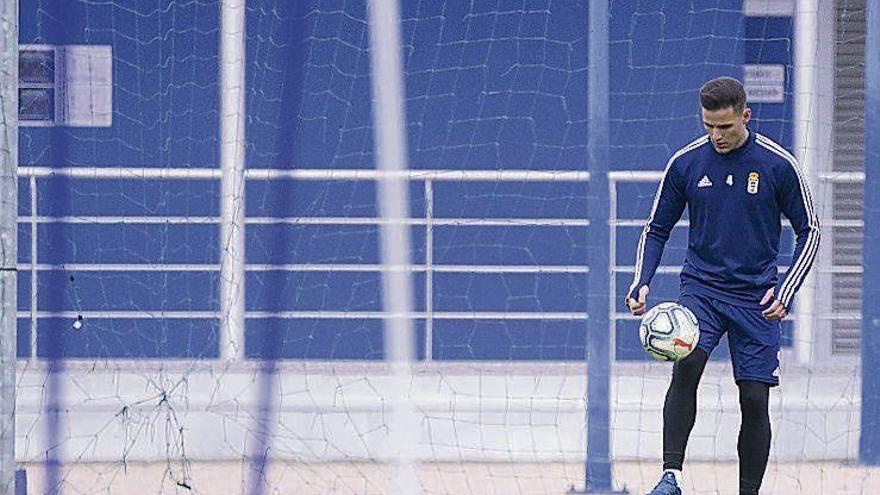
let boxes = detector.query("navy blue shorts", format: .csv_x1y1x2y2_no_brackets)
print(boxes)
678,293,781,387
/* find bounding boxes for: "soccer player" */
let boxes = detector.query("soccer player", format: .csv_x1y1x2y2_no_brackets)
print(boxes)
626,77,820,495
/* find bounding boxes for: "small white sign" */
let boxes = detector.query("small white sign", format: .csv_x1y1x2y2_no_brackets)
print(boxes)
59,45,113,127
743,0,794,17
743,64,786,103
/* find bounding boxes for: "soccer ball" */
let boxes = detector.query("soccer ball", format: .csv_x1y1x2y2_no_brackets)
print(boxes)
639,302,700,362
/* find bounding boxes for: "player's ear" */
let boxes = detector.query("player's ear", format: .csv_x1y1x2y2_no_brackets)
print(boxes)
742,106,752,125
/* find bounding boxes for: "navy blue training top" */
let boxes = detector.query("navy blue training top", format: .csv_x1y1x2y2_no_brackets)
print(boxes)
626,131,820,309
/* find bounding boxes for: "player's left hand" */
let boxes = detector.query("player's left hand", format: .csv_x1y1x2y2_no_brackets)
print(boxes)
760,288,788,320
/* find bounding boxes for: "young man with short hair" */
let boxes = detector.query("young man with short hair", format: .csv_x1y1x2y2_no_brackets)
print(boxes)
626,77,820,495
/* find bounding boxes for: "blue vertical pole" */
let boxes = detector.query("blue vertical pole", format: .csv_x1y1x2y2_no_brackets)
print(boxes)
860,0,880,466
582,0,625,493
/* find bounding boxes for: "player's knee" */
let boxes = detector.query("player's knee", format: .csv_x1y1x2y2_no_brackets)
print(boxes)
671,347,708,388
738,380,770,417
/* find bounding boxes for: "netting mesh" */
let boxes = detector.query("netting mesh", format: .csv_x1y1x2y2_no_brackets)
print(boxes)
2,0,875,494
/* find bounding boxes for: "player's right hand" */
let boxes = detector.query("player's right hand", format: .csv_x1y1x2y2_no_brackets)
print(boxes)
626,285,650,316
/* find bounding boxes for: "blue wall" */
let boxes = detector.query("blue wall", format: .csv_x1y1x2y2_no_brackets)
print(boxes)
19,0,221,358
18,0,796,361
242,0,590,359
20,0,220,168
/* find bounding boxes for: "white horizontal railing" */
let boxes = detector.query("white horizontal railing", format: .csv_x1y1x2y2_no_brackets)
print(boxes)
17,262,588,273
17,310,588,320
611,170,865,183
20,167,592,360
818,171,864,182
25,215,589,227
20,166,590,182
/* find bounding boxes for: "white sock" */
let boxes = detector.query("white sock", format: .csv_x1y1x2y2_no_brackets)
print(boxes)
663,469,682,485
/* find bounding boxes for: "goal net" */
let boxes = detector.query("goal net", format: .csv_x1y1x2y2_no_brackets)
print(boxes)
6,1,877,494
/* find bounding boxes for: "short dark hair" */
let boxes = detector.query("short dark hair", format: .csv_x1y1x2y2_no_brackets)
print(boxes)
700,77,746,112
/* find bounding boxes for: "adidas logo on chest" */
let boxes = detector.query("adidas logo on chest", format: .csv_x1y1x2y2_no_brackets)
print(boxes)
697,175,713,188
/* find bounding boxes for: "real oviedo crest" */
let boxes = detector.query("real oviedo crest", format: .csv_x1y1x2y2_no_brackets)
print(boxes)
747,172,760,194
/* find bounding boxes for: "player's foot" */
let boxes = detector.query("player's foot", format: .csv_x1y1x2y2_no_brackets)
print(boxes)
644,472,682,495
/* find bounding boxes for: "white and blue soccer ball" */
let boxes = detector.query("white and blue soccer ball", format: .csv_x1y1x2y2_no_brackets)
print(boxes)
639,302,700,362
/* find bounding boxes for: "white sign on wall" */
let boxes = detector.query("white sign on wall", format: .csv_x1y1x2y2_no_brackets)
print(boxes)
743,64,786,104
61,45,113,127
743,0,794,17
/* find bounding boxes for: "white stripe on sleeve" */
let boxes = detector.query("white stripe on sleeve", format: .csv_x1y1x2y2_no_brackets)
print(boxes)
626,135,708,299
